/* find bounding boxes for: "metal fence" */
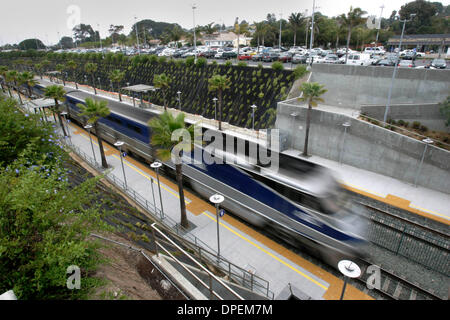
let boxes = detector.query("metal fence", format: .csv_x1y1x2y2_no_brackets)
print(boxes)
57,132,274,299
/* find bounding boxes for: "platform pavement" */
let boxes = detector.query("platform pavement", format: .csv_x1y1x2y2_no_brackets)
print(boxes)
18,93,373,301
283,149,450,224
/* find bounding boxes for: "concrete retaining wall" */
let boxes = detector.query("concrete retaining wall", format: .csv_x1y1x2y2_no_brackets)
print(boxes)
309,64,450,109
275,101,450,194
361,103,450,133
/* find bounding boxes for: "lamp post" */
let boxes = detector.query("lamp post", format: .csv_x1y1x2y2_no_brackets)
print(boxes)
279,13,283,51
134,16,141,55
97,77,101,91
97,23,104,57
250,104,257,130
60,111,70,142
84,124,97,163
114,141,127,189
192,4,198,64
209,194,225,260
290,112,299,149
383,13,416,123
177,91,182,110
213,97,218,122
339,122,351,165
375,5,385,44
84,75,87,86
338,260,361,300
414,138,433,187
151,162,165,219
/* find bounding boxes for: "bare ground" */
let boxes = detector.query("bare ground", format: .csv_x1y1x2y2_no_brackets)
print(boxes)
89,233,186,300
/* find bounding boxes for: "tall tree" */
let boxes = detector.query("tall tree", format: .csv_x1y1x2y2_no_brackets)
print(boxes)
340,7,367,64
148,111,194,229
44,85,68,137
108,69,126,102
289,13,304,47
0,66,8,94
5,70,22,104
84,62,98,94
208,74,231,131
108,25,124,44
77,98,111,168
153,73,172,111
19,71,37,98
298,82,327,157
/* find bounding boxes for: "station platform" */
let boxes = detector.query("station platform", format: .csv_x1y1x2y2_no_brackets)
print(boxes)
17,84,374,300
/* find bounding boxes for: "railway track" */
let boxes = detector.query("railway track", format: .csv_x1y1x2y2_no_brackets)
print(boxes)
355,258,444,300
349,198,449,300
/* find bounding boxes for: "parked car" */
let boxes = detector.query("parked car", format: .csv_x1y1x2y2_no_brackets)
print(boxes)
278,52,293,63
375,59,396,67
430,58,447,69
317,54,341,64
238,53,252,60
262,52,279,62
222,51,237,59
199,50,216,58
292,54,308,64
251,53,263,61
344,53,372,66
398,60,416,68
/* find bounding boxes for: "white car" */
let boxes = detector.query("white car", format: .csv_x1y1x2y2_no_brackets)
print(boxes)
344,53,372,66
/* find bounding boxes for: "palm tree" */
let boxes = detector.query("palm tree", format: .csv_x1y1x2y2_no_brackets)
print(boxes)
153,73,172,111
289,12,304,47
84,62,98,94
208,74,231,131
340,7,367,64
0,66,8,93
34,63,44,79
6,70,22,104
19,71,37,98
44,85,68,137
298,82,327,157
66,60,78,87
109,69,126,102
334,16,345,49
77,98,111,168
148,111,194,229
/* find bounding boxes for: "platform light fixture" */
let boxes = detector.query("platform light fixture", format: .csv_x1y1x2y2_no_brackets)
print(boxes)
151,161,165,219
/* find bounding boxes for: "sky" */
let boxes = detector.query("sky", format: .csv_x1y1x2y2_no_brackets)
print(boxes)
0,0,448,46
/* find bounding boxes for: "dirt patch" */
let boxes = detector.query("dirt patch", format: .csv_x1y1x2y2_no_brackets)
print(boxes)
89,233,186,300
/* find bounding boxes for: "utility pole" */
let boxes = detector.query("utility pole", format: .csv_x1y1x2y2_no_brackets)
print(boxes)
309,0,315,50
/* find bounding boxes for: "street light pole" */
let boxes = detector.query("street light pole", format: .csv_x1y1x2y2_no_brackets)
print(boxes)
151,162,165,219
84,124,97,163
375,5,385,44
339,122,351,165
213,97,218,122
310,0,315,51
279,13,282,50
134,16,141,55
383,14,416,123
114,141,127,189
209,194,225,260
338,260,361,300
414,138,433,187
290,112,298,149
177,91,182,110
251,104,257,130
97,23,103,57
192,4,197,64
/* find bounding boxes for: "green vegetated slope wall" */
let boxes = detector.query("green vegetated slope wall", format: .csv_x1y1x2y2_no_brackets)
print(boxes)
0,52,295,129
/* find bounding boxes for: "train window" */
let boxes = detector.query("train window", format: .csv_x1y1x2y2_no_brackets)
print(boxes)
127,123,142,134
107,116,122,125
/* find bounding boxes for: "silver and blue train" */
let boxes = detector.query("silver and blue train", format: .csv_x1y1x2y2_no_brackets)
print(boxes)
34,80,369,267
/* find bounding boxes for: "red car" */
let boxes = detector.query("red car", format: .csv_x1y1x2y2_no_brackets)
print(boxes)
238,54,252,61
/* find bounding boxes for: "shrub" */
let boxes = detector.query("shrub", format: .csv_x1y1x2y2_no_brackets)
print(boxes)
237,61,247,67
185,56,195,67
196,57,207,67
224,60,233,67
149,55,158,63
397,119,405,126
271,61,284,70
419,125,428,132
293,65,309,80
257,63,263,69
412,121,421,129
258,92,264,99
158,56,167,64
